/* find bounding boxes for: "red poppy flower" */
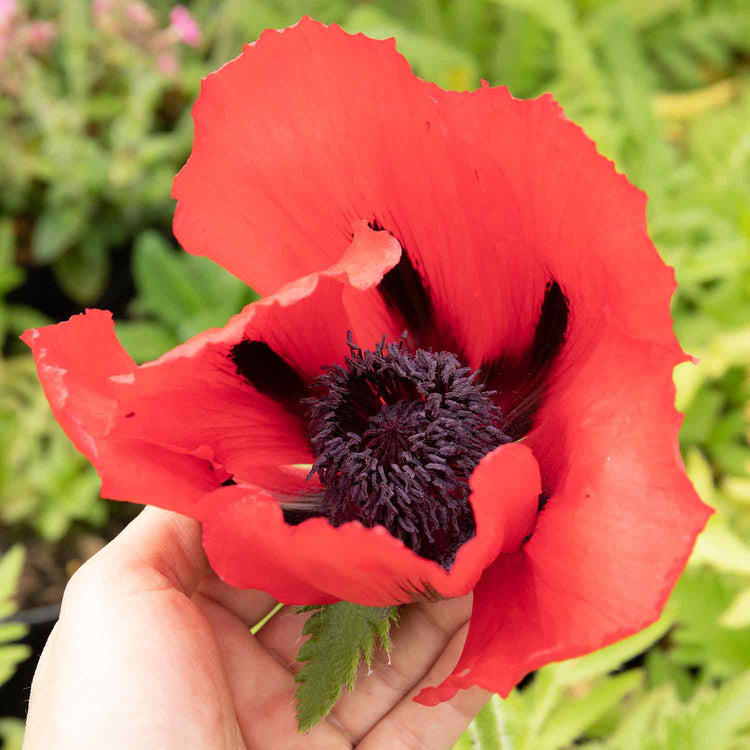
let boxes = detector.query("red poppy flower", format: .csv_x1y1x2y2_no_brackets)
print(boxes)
23,17,711,703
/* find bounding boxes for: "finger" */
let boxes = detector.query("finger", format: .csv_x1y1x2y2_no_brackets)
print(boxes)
80,505,209,596
81,506,276,625
22,622,60,745
252,605,309,667
25,508,244,750
194,593,352,749
255,595,472,743
196,571,278,628
357,622,490,750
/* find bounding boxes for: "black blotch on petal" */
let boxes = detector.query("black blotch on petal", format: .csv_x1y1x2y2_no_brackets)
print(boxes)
369,220,450,352
537,491,551,513
521,492,551,544
230,339,308,418
480,280,570,440
529,281,569,375
372,220,437,348
281,507,322,526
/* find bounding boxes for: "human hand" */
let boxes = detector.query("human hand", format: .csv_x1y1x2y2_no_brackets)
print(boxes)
23,507,489,749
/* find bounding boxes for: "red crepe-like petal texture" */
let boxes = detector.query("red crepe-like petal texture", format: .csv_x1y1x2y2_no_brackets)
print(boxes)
23,225,402,511
198,442,541,606
21,310,218,511
173,18,677,379
97,439,220,513
417,323,712,704
20,309,136,463
108,222,401,488
173,18,420,297
172,18,532,366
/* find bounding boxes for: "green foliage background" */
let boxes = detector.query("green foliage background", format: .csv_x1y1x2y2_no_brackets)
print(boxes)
1,0,750,747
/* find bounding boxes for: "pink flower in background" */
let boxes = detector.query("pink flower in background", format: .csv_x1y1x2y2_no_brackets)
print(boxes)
25,20,56,53
169,4,200,47
126,0,156,31
92,0,200,77
92,0,111,15
156,49,178,77
0,0,56,87
92,0,118,34
0,0,18,30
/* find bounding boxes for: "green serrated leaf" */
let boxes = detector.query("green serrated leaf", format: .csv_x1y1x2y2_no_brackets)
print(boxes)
294,601,399,733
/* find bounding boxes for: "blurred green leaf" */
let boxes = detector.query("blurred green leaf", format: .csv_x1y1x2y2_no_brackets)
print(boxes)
0,356,104,540
131,230,205,327
459,617,672,749
536,670,642,750
690,517,750,577
344,6,479,90
670,568,750,678
0,546,25,609
53,237,110,305
6,306,54,337
60,0,91,103
31,204,89,264
720,586,750,629
129,229,256,344
115,320,180,363
0,220,23,296
689,671,750,750
0,717,25,750
645,648,694,701
0,545,30,687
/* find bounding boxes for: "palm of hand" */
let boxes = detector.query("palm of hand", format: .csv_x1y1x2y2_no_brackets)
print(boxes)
23,509,487,750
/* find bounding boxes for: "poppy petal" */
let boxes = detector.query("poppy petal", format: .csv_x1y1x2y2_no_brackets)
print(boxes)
173,19,526,363
20,310,218,511
444,89,684,438
172,20,678,422
97,439,220,512
26,18,707,710
198,442,541,606
21,308,136,463
23,224,402,511
108,222,402,487
173,18,427,297
171,16,531,364
417,325,711,703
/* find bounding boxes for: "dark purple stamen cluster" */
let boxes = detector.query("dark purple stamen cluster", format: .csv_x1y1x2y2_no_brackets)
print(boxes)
306,334,511,570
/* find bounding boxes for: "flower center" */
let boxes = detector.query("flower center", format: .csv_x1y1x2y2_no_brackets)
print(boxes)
306,335,511,570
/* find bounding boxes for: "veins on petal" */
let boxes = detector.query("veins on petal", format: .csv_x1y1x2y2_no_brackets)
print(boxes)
480,280,570,440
